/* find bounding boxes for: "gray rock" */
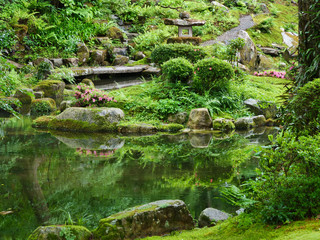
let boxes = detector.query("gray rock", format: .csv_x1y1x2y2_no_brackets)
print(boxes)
168,112,188,124
134,51,146,61
50,58,63,68
77,43,90,65
93,200,194,239
259,3,269,13
271,43,285,50
189,133,212,148
14,88,34,115
33,80,65,106
90,50,107,66
211,1,229,12
113,47,128,56
33,58,54,69
235,117,254,130
244,99,278,119
63,58,79,67
60,100,72,112
283,47,298,62
118,123,157,133
281,31,298,49
179,11,191,19
237,30,257,68
56,107,124,124
260,47,280,57
252,115,266,127
279,62,286,69
198,208,230,228
187,108,212,130
27,225,92,240
259,54,275,70
34,91,44,99
113,55,129,66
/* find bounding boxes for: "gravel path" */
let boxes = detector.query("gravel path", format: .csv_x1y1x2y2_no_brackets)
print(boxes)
201,15,255,46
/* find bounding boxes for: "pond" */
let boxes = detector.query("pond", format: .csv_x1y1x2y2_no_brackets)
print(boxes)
0,117,277,239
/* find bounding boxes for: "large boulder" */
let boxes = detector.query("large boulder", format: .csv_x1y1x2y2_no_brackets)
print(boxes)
187,108,212,129
237,30,257,69
113,55,129,66
48,107,124,132
260,47,280,57
27,225,92,240
198,208,230,228
90,50,107,66
93,200,194,240
244,98,278,119
106,27,125,43
33,80,65,106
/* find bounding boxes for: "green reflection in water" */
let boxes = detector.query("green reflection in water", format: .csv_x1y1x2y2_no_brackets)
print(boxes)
0,117,277,239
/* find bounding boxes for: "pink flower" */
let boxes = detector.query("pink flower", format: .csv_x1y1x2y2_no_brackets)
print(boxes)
92,99,96,103
99,97,103,101
194,49,197,51
210,179,213,183
194,72,196,74
114,100,117,102
209,67,212,71
197,68,199,71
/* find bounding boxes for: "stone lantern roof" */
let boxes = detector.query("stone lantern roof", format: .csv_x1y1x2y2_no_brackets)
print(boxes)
164,16,205,38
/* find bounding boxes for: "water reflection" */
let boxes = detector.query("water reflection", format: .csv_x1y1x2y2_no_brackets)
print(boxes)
0,118,278,239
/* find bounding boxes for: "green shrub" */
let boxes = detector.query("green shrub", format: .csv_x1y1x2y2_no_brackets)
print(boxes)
250,131,320,224
255,17,274,33
193,58,234,93
284,78,320,134
161,57,194,83
151,43,208,65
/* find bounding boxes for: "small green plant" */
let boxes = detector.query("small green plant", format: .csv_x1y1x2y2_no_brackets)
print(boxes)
226,38,245,66
193,57,235,94
255,17,274,33
161,57,194,83
60,227,76,240
36,61,52,80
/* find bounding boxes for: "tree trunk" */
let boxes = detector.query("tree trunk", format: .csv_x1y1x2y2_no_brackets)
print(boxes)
298,0,320,84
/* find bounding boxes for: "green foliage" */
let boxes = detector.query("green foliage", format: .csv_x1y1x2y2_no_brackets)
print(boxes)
0,27,16,50
36,61,52,80
250,131,320,224
226,38,245,66
284,78,320,134
0,56,23,96
193,58,235,94
255,17,274,33
151,44,208,65
161,57,194,83
48,67,75,84
30,99,55,116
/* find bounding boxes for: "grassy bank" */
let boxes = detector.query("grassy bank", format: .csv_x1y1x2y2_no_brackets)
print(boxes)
143,215,320,240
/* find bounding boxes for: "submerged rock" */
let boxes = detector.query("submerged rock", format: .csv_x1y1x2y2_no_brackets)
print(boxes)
198,208,230,228
48,107,124,132
235,117,254,130
189,133,212,148
27,225,92,240
93,200,194,240
187,108,212,130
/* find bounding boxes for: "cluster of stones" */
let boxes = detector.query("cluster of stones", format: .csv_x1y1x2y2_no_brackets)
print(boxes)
28,200,232,240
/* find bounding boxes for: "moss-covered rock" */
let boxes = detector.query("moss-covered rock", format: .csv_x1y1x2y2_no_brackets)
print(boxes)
81,78,95,87
27,225,92,240
30,98,57,116
106,27,124,43
157,123,184,132
48,107,124,132
92,200,194,240
212,118,235,131
32,115,55,128
14,88,34,115
33,80,65,106
118,123,157,133
235,117,254,130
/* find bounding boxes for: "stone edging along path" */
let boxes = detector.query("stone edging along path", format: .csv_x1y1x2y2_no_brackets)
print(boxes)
201,15,255,46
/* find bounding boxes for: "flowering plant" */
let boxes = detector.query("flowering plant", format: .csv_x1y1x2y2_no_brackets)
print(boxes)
74,83,117,107
254,70,286,79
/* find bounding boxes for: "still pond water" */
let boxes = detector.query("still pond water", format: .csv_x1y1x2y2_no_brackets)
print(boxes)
0,117,277,239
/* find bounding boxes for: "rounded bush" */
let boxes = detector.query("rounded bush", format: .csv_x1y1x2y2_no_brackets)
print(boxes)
161,58,194,83
151,43,208,65
285,78,320,134
193,58,234,93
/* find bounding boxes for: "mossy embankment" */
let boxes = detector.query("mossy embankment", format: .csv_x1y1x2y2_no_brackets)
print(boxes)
144,216,320,240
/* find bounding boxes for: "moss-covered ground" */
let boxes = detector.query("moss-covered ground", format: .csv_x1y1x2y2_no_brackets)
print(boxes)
143,216,320,240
